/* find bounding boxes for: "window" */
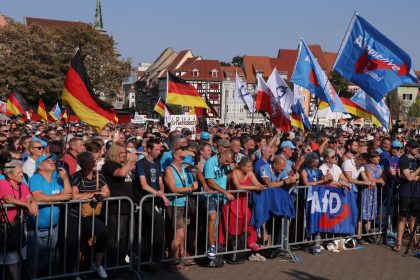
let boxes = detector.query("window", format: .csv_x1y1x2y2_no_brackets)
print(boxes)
301,96,306,102
211,69,218,78
226,105,229,112
209,93,219,101
402,94,412,100
209,83,219,90
197,83,202,90
192,69,199,77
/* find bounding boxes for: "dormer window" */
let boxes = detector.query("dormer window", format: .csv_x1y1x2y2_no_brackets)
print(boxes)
192,68,199,77
211,69,218,78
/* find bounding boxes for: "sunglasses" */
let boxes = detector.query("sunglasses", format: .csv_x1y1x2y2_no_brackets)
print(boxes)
12,157,23,161
33,146,44,150
0,140,7,144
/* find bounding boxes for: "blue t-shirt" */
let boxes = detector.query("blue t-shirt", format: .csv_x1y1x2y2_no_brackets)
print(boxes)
29,172,63,230
380,151,391,171
279,155,294,180
160,151,173,172
260,164,286,182
254,159,270,182
168,165,188,207
204,154,230,190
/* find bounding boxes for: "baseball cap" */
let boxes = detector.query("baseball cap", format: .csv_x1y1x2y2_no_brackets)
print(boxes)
280,140,296,150
391,140,403,148
183,129,194,136
200,132,211,140
406,140,419,149
217,138,231,148
182,155,195,166
34,153,57,173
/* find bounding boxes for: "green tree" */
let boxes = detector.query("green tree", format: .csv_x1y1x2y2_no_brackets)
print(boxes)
408,99,420,117
166,104,184,115
231,55,244,66
220,61,231,66
0,18,131,106
329,71,349,93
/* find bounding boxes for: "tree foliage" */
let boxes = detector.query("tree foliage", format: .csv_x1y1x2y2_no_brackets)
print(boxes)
329,71,349,93
0,19,131,106
231,56,243,66
408,99,420,117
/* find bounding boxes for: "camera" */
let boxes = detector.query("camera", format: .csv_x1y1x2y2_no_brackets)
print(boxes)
0,151,12,170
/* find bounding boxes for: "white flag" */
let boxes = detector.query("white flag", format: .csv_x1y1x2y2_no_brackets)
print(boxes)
267,68,294,119
235,72,255,113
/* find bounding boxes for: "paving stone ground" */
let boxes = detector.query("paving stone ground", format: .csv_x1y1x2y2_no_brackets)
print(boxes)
140,244,420,280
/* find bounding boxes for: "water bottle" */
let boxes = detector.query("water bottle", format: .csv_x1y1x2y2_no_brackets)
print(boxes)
314,234,321,256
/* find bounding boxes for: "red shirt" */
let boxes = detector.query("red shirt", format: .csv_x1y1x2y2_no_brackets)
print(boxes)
63,153,78,176
0,180,31,222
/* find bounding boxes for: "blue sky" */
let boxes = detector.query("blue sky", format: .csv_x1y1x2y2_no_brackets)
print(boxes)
2,0,420,69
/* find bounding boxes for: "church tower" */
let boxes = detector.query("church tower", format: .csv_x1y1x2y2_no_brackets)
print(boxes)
94,0,103,31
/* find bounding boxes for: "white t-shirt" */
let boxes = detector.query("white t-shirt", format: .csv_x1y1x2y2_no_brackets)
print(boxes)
23,157,36,178
341,159,365,179
319,163,343,182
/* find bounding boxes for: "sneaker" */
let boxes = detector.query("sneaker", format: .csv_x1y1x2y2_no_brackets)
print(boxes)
255,253,266,262
357,238,368,245
248,254,258,262
207,245,216,260
93,265,107,279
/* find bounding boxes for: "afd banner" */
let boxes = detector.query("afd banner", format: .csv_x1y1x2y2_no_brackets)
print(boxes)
307,186,358,235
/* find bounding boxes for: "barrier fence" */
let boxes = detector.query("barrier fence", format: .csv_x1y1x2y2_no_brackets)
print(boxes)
0,196,139,280
0,186,387,279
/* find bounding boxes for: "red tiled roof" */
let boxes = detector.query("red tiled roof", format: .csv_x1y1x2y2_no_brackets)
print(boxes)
324,52,337,73
221,65,245,81
167,50,190,72
242,56,274,83
25,17,87,28
176,59,223,81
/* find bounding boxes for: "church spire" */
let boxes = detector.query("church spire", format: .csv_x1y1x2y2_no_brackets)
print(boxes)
94,0,103,31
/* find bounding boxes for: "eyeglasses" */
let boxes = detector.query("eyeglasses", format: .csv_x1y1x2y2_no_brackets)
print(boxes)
12,157,23,161
33,146,44,150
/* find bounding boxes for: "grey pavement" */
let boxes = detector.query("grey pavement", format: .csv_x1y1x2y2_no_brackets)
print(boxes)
141,244,420,280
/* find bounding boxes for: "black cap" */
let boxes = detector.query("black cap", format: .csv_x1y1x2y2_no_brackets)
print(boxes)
406,140,419,149
183,129,193,136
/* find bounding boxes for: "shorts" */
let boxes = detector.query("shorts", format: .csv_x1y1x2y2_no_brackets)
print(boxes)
167,206,186,230
398,196,420,217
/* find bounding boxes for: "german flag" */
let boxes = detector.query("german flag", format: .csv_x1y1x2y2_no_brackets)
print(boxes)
61,49,117,131
319,97,381,126
153,97,166,116
291,102,311,131
37,99,48,121
167,72,209,109
6,90,28,117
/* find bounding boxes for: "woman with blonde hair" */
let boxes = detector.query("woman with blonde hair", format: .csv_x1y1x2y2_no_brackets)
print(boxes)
102,142,138,266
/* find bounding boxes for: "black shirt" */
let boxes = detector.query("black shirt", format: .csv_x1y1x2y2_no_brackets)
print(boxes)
102,161,137,214
398,154,420,198
134,158,162,198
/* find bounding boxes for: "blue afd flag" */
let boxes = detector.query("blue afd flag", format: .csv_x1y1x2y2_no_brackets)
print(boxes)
351,89,390,129
307,186,357,235
291,39,346,113
334,14,417,102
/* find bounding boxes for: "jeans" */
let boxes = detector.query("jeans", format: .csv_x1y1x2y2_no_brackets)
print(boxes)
27,225,59,278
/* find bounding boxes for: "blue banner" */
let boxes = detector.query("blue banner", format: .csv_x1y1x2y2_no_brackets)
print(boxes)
334,15,417,102
291,39,346,113
307,186,357,235
351,89,390,129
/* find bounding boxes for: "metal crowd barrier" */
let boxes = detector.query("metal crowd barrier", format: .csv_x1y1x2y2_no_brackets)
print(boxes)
136,190,297,270
287,185,384,251
0,196,139,280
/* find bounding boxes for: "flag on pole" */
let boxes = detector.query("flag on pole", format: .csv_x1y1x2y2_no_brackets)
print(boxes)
37,99,48,121
6,90,28,117
257,75,290,132
166,72,209,109
49,103,62,121
235,72,255,113
334,14,417,102
291,39,346,113
61,48,117,131
291,101,311,131
350,89,390,129
267,68,295,119
62,108,68,120
153,97,171,119
319,97,382,127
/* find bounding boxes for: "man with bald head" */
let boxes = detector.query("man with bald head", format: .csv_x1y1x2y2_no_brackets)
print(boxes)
260,156,299,187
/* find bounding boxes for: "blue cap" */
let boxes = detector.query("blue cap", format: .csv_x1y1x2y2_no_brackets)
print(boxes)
280,140,296,149
182,155,195,166
32,136,48,147
200,132,211,140
391,140,403,148
35,153,57,173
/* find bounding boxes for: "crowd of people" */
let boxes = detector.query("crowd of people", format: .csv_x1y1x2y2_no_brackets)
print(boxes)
0,120,419,279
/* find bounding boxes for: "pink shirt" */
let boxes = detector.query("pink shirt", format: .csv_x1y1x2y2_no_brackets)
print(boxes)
0,180,31,222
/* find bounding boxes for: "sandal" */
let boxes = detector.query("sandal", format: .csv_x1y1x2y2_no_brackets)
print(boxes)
393,244,401,252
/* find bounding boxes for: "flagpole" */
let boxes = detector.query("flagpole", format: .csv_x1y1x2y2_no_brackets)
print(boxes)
332,11,358,71
251,84,255,134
